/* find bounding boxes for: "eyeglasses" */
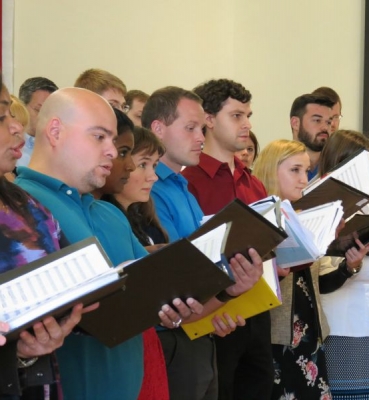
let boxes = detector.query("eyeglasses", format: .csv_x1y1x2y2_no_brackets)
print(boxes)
332,114,343,121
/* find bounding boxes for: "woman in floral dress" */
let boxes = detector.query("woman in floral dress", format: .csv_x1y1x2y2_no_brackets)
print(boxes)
253,140,367,400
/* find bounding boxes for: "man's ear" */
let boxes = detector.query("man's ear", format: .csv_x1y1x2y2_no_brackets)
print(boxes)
45,117,62,147
290,116,300,139
205,113,215,130
151,120,164,139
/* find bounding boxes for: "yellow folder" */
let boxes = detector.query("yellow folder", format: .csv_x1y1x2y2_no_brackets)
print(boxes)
182,260,282,340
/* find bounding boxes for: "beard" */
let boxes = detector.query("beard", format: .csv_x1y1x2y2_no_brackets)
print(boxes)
297,126,328,152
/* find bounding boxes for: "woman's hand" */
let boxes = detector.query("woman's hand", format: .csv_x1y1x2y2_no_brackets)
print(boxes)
345,238,369,273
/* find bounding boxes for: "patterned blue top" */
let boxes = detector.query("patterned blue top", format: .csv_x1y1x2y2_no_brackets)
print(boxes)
0,196,60,273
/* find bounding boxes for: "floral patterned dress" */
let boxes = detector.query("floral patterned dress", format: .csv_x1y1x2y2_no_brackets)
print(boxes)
272,269,332,400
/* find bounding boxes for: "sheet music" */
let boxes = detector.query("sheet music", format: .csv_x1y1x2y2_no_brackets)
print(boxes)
0,243,115,326
304,150,369,196
191,223,227,263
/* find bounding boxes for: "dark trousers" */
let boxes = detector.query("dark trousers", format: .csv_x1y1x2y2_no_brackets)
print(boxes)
158,329,218,400
215,312,274,400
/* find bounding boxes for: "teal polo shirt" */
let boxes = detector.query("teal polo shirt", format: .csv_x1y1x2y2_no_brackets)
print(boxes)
151,162,204,241
16,167,147,400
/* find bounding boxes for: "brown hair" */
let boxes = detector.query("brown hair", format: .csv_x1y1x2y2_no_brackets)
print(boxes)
318,130,369,176
74,68,127,96
141,86,202,129
125,90,149,108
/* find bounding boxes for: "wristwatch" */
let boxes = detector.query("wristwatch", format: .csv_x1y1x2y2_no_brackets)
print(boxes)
215,290,238,303
339,259,362,277
17,356,38,368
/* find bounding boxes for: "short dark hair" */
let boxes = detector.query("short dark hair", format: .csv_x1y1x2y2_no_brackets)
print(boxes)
141,86,202,129
290,94,335,119
113,107,134,135
19,77,58,105
125,90,150,108
193,79,251,115
312,86,341,108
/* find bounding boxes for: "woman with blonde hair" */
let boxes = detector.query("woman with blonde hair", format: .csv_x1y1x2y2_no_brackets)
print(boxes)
253,139,367,399
10,95,30,130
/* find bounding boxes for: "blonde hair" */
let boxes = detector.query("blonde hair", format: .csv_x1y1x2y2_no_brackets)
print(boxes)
253,139,307,197
10,95,29,131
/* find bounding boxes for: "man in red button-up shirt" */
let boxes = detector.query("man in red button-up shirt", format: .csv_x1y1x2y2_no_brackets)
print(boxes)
182,79,273,400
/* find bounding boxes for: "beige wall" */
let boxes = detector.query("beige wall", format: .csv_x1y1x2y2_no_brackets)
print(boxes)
13,0,365,149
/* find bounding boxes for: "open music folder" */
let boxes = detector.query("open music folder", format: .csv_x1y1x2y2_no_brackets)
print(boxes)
80,200,288,346
304,149,369,198
1,231,235,347
78,230,236,347
275,200,344,268
293,177,369,220
189,198,288,262
0,237,128,341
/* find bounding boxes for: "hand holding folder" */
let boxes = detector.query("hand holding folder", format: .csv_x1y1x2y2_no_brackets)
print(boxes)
326,214,369,256
182,259,282,339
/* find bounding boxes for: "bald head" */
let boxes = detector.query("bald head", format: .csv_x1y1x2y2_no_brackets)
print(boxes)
29,87,118,194
36,87,115,135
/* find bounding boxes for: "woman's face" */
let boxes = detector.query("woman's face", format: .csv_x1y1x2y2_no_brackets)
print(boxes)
277,152,310,201
102,130,135,194
119,149,160,208
235,136,256,168
0,87,24,176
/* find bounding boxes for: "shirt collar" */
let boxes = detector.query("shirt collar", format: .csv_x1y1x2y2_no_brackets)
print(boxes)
16,167,94,201
198,152,248,178
156,161,188,184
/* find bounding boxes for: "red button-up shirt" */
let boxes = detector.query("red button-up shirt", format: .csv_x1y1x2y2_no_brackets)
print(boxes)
182,152,267,215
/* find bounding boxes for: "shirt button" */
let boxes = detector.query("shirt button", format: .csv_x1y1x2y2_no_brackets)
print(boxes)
66,190,72,195
37,372,43,377
7,383,12,387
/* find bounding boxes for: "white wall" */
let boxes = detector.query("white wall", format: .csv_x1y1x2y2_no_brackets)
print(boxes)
13,0,365,149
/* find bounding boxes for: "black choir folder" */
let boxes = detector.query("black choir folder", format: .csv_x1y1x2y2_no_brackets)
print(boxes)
189,198,288,261
326,214,369,256
0,235,234,348
292,177,369,220
1,198,288,348
0,237,128,342
80,199,288,347
79,236,235,347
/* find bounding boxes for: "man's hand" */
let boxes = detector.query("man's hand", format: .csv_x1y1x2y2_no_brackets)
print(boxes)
158,297,203,329
16,302,97,358
225,249,263,297
212,313,246,337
